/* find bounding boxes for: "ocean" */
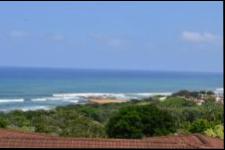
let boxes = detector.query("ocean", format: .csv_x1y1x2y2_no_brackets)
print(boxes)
0,67,223,112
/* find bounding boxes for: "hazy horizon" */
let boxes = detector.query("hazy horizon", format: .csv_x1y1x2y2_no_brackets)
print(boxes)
0,65,223,74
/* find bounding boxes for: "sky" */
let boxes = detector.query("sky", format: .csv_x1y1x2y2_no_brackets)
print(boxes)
0,1,223,72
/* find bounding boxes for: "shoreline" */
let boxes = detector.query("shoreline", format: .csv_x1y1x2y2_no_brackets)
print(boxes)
0,88,223,112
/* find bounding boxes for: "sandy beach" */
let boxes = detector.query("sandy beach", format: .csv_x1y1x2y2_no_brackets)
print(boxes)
88,97,128,104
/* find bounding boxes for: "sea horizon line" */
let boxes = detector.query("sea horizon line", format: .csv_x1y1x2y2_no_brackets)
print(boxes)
0,65,223,75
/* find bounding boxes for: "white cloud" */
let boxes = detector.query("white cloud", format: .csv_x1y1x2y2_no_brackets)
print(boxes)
182,31,217,44
9,30,29,38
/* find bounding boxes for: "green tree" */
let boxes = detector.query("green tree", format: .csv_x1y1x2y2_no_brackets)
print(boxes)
106,109,143,138
106,104,176,138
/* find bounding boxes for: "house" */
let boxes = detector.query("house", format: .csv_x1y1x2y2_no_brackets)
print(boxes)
215,88,224,103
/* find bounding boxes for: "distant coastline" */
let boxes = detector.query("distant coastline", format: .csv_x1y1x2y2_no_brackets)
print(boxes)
0,67,223,112
0,90,223,112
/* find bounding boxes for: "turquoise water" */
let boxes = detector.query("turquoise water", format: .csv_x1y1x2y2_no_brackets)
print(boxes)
0,67,223,111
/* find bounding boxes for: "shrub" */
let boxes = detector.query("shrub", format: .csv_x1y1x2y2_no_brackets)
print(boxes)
214,124,224,139
158,97,196,108
189,119,211,133
0,117,8,128
106,104,176,138
204,124,224,139
204,128,217,138
106,107,143,138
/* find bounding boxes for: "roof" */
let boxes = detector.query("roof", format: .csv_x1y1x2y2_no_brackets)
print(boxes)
0,129,224,148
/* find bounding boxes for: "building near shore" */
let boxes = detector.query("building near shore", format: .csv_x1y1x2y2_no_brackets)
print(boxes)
215,88,224,103
215,88,224,97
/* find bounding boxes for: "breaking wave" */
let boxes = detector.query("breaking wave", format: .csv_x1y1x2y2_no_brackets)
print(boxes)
20,106,51,111
52,92,172,100
0,98,24,103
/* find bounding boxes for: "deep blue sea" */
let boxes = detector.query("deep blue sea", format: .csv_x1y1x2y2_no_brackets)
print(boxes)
0,67,223,112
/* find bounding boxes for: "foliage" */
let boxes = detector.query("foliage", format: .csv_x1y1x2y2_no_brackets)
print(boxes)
201,98,224,123
204,128,217,138
189,119,211,133
172,90,199,98
106,108,143,138
106,104,176,138
172,90,215,99
0,90,223,139
204,124,224,139
0,117,8,128
158,97,196,108
213,124,224,139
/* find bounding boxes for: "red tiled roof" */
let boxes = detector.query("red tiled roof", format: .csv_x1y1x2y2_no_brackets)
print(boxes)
0,129,223,148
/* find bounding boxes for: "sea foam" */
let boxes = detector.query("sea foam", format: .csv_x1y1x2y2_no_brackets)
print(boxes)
20,106,51,111
31,96,80,103
0,98,24,103
28,92,173,104
52,92,172,100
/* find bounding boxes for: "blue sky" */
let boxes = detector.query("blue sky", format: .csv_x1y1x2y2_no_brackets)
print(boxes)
0,1,223,72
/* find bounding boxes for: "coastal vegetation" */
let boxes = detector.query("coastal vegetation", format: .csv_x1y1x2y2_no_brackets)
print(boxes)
106,104,176,138
0,90,224,139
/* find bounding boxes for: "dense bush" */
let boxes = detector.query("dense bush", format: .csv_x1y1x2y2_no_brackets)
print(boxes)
106,104,176,138
0,117,8,128
189,119,211,133
172,90,214,99
172,90,199,98
106,106,144,138
201,98,224,123
0,92,223,139
204,124,224,139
